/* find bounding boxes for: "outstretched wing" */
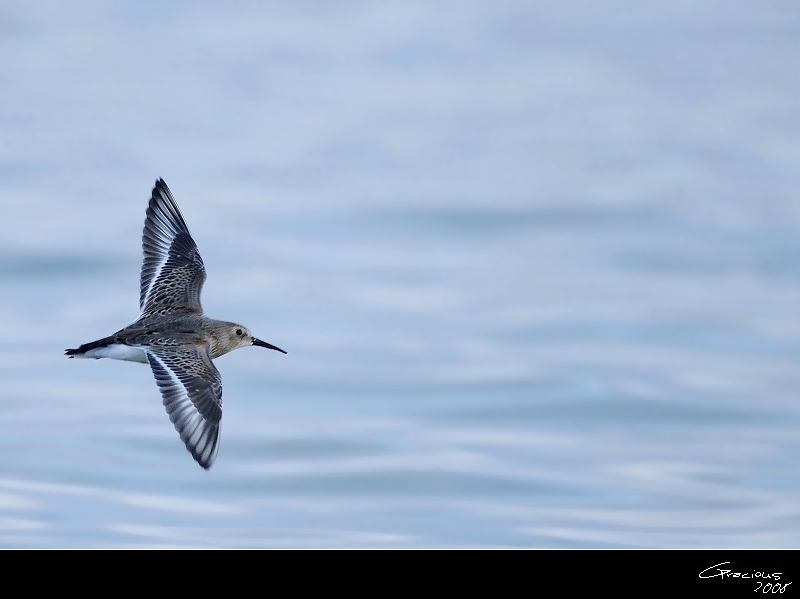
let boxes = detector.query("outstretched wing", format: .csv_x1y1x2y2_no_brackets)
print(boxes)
146,345,222,469
140,179,207,316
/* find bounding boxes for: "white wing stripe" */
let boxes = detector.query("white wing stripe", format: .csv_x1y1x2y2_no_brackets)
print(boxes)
140,217,175,309
141,255,169,312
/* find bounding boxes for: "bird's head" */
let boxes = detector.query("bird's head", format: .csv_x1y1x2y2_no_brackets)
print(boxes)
213,323,287,358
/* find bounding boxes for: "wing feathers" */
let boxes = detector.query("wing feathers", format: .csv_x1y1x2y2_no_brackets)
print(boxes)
140,179,207,315
146,346,222,469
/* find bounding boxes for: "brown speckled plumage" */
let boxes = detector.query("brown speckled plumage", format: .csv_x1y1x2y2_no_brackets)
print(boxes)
66,179,286,470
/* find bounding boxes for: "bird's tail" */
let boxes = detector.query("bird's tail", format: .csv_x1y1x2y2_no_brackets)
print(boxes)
65,335,117,358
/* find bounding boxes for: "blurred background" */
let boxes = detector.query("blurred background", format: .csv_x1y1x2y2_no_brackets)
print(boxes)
1,0,799,547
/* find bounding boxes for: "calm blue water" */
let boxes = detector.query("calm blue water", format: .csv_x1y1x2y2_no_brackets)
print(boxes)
1,2,799,547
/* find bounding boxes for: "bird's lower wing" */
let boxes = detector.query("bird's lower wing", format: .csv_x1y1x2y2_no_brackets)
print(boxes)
145,345,222,469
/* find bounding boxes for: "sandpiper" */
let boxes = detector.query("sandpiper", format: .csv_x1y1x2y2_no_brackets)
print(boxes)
66,179,286,469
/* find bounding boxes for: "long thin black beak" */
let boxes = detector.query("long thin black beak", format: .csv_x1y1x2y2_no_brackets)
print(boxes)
252,337,287,354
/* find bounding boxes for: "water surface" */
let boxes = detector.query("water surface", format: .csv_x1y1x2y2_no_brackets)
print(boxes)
0,1,799,547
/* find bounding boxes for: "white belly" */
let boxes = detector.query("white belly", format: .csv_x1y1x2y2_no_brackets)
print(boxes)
83,344,148,363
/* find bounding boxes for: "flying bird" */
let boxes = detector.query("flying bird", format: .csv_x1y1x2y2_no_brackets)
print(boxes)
66,179,285,469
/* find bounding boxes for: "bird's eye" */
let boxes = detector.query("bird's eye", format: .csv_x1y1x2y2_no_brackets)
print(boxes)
236,329,243,336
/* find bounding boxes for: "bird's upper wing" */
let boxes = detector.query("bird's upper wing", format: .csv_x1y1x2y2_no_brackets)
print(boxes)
140,179,207,316
146,345,222,469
